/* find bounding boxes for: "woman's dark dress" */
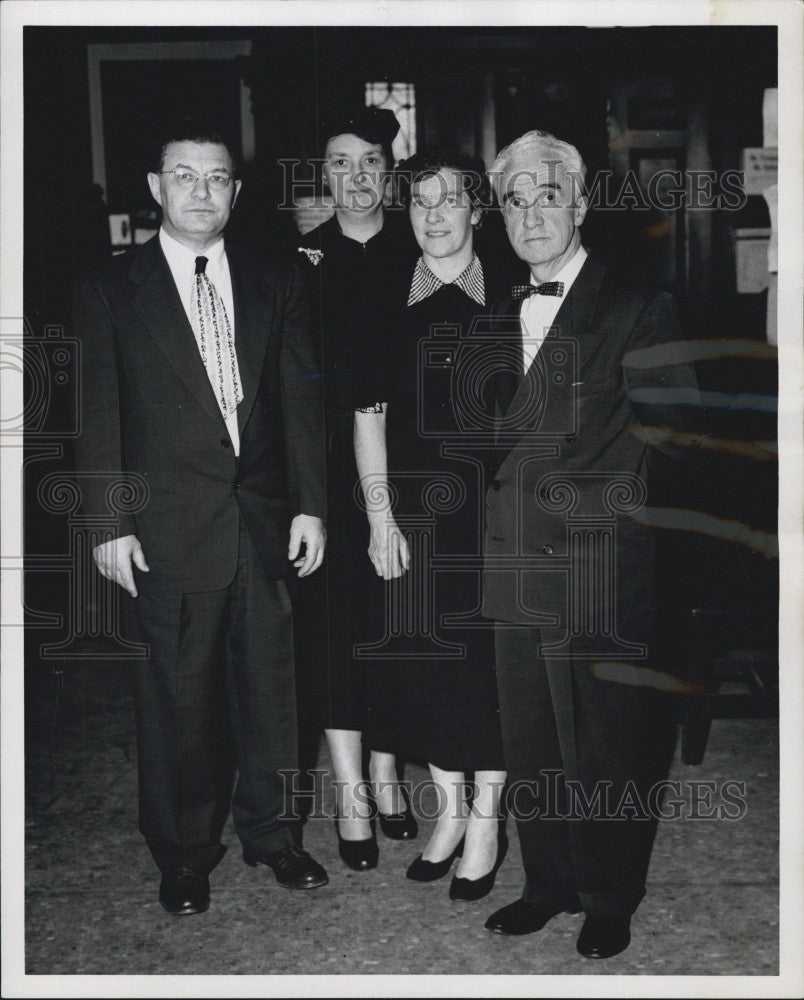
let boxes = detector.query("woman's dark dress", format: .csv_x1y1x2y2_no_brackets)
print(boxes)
291,213,417,736
359,266,506,771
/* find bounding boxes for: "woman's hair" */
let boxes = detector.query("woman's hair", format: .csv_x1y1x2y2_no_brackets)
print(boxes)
396,148,491,225
321,107,400,168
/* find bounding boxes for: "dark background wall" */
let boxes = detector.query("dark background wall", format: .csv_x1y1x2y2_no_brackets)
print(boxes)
24,26,776,324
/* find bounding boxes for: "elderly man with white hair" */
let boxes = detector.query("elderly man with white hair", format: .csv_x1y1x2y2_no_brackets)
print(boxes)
480,130,700,958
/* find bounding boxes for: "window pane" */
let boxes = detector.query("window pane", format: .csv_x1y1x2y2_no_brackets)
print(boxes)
365,81,416,163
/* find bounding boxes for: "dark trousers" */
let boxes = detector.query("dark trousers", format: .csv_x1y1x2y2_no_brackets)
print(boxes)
495,620,677,916
125,521,298,874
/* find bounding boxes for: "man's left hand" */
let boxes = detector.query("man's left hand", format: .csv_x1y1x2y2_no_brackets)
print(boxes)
288,515,326,577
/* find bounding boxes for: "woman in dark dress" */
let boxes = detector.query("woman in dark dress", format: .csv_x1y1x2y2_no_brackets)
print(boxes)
292,108,419,869
354,150,508,900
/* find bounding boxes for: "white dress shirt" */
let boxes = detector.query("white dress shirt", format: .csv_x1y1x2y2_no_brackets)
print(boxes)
521,245,588,375
159,228,240,454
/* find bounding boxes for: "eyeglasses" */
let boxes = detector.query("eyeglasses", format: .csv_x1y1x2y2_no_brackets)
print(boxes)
160,168,233,190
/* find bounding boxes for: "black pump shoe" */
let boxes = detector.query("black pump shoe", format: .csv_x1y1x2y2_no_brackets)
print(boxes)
406,836,465,882
378,785,418,841
449,827,509,902
334,815,379,871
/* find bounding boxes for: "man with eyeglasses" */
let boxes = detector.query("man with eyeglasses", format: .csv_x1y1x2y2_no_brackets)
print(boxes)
73,119,329,915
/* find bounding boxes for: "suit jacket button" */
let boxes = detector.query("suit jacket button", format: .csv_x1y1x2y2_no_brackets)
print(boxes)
233,480,239,490
542,544,554,555
220,438,231,448
490,479,502,491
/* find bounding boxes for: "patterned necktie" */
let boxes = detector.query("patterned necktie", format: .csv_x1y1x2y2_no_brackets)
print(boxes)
511,280,564,300
192,255,243,419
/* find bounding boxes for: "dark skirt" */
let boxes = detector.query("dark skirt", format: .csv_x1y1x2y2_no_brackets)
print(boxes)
359,472,505,772
289,444,375,736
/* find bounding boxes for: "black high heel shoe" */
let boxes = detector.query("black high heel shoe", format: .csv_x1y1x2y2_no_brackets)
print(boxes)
378,785,418,841
406,835,465,882
449,822,509,901
334,815,379,871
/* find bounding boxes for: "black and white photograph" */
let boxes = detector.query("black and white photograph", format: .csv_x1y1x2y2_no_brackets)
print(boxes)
1,1,802,996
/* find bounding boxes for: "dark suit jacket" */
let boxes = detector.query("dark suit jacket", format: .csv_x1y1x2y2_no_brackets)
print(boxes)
482,254,700,628
73,235,325,591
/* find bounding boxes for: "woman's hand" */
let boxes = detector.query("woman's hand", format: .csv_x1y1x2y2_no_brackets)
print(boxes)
367,514,410,580
355,406,409,579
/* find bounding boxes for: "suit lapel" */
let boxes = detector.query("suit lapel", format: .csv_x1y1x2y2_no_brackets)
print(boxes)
129,238,276,434
499,256,608,421
227,245,275,434
548,254,607,376
492,255,608,464
130,238,223,425
492,296,522,418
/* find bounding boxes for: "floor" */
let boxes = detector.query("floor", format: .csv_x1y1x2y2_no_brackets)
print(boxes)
20,658,780,988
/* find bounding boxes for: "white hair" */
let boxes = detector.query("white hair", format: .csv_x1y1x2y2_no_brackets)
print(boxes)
489,129,587,204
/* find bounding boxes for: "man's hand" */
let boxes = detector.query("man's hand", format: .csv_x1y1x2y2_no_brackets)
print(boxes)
288,514,326,577
92,534,149,597
367,515,410,580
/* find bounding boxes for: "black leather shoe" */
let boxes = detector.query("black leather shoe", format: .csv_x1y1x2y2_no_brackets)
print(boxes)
334,816,379,871
159,868,210,915
485,895,583,935
406,836,464,882
378,786,418,840
243,846,329,889
449,828,509,902
576,914,631,959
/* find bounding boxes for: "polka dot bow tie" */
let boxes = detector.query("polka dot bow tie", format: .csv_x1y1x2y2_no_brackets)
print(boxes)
511,281,564,300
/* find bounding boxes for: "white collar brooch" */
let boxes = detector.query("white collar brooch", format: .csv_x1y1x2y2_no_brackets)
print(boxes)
298,247,324,266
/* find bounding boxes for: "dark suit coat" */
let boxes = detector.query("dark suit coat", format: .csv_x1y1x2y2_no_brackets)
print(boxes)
482,254,700,629
73,235,325,591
